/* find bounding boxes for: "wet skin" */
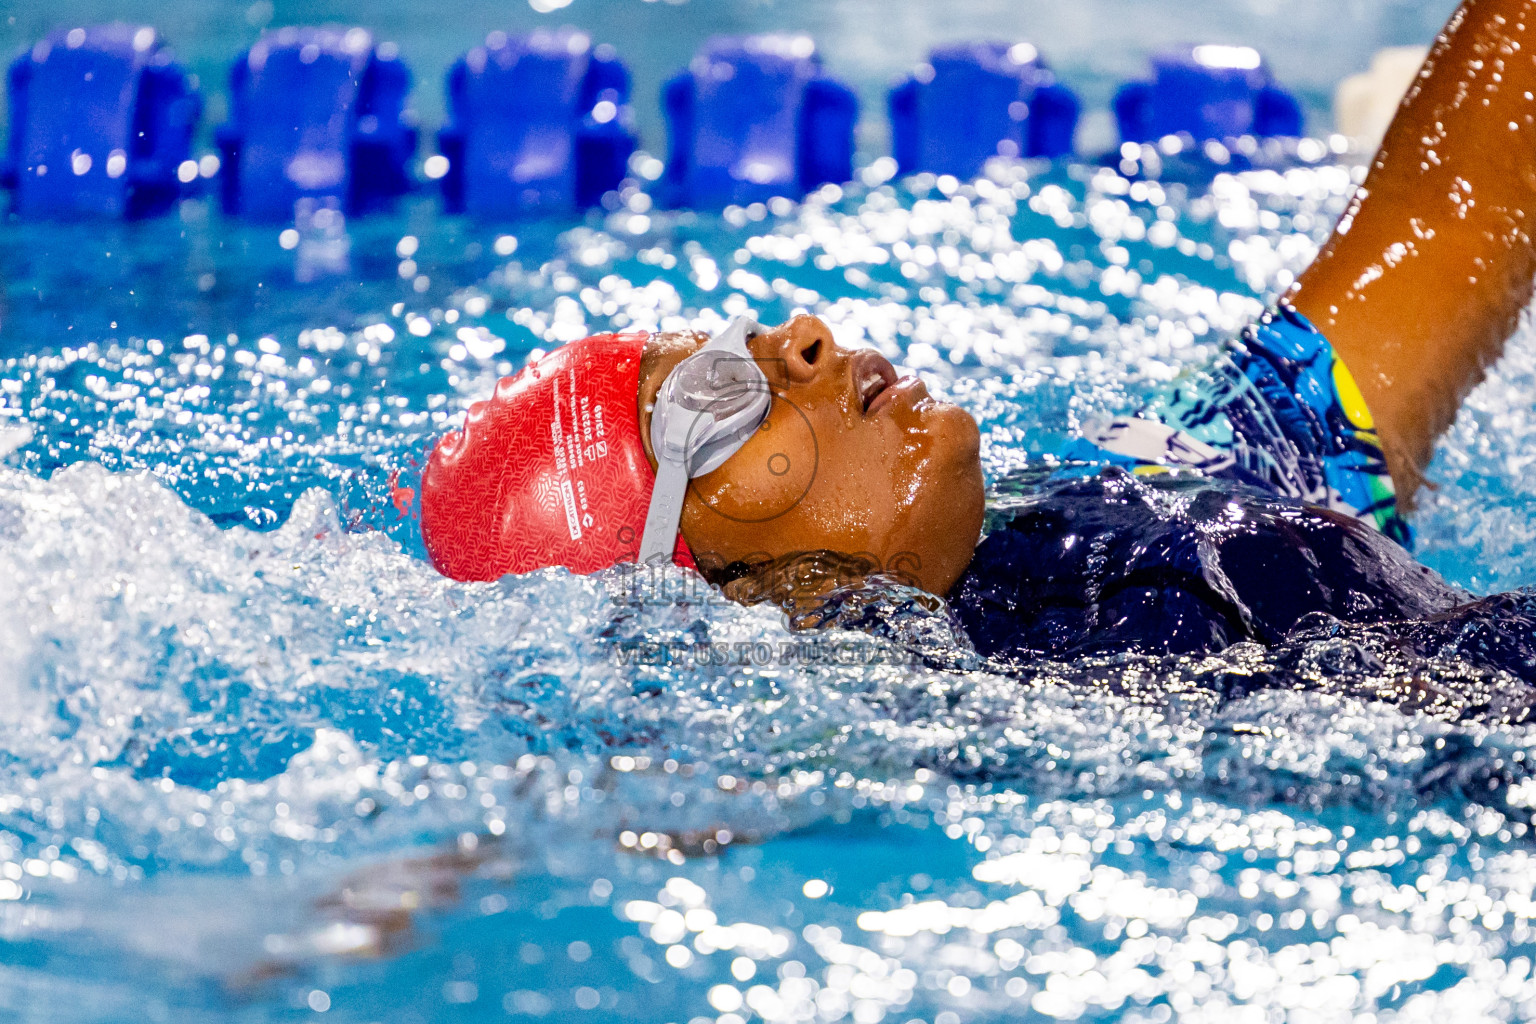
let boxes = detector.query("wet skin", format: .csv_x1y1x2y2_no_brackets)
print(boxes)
636,314,986,598
1290,0,1536,504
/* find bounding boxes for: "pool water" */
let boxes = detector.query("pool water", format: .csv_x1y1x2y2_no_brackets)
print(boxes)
8,150,1536,1023
11,4,1536,1023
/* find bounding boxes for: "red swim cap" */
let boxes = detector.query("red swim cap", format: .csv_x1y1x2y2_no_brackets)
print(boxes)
420,332,695,581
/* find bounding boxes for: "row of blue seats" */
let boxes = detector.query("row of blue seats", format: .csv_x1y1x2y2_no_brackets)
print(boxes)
0,24,1305,221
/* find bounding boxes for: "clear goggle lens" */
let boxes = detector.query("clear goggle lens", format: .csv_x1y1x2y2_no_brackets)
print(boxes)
638,317,773,565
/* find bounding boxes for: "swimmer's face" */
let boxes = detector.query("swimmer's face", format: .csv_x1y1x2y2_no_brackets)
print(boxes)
639,315,985,596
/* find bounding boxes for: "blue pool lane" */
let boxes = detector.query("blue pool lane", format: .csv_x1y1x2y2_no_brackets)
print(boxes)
0,21,1307,220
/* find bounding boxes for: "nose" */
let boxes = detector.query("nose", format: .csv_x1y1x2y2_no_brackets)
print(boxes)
754,314,833,386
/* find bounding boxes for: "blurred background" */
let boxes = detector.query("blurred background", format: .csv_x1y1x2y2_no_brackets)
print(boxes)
0,0,1460,160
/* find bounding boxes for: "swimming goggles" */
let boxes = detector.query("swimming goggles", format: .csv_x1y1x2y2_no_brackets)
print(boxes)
638,316,773,565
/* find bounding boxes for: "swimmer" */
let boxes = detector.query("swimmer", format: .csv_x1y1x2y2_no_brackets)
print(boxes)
423,0,1536,666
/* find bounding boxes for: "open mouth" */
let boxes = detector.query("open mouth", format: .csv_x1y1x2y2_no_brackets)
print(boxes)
852,349,899,414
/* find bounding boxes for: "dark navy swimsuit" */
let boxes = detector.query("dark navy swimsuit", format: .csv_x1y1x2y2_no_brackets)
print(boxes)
949,470,1461,665
948,308,1461,665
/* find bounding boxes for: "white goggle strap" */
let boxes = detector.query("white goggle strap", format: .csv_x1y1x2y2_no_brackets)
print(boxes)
637,316,770,566
638,457,691,566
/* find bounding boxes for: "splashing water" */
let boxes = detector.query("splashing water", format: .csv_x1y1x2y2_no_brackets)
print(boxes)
7,151,1536,1024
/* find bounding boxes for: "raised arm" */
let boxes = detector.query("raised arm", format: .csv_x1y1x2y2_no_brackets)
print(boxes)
1288,0,1536,502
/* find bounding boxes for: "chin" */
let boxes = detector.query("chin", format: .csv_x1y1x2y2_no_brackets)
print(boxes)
911,408,985,596
946,417,986,542
928,400,982,469
924,402,984,510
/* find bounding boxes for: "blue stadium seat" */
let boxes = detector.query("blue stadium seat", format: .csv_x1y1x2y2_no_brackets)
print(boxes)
438,28,636,217
662,35,857,207
889,42,1079,178
216,27,416,221
3,24,200,219
1114,45,1303,145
